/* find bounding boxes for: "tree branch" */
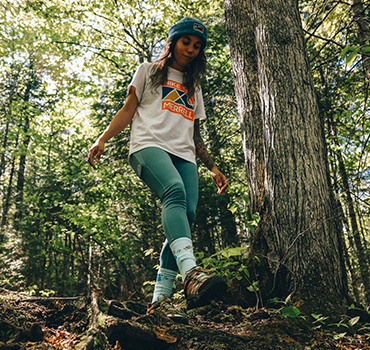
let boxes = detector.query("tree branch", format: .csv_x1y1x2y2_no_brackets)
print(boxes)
303,28,345,49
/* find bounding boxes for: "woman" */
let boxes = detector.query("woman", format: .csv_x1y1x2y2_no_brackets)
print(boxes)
88,17,228,323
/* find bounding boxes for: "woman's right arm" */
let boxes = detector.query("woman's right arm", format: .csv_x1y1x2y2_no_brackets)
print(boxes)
87,86,138,169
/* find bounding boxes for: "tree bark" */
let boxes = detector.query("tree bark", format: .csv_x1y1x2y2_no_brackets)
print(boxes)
335,146,370,304
350,0,370,83
1,157,16,227
13,112,30,231
224,0,348,313
319,62,370,305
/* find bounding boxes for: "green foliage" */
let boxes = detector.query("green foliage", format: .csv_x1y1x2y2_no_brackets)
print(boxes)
0,0,241,302
196,246,262,298
0,0,368,313
340,44,370,67
281,306,301,318
270,295,301,318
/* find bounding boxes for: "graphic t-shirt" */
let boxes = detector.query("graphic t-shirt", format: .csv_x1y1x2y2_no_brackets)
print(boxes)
128,62,206,164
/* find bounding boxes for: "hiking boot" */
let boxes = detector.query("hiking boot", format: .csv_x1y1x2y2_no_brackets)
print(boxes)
183,266,228,309
147,297,188,325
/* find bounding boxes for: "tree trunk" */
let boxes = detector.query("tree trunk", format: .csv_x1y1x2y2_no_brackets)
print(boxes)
14,74,33,230
1,157,16,227
329,156,362,304
13,113,30,231
0,120,10,180
219,195,238,247
336,146,370,304
350,0,370,83
224,0,348,313
321,57,370,305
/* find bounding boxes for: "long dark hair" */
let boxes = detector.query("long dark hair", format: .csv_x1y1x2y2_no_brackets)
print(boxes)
149,36,207,97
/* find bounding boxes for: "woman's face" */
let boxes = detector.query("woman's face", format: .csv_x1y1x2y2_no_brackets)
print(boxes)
170,35,202,71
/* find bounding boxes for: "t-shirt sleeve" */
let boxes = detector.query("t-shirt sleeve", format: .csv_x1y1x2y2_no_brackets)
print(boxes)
128,63,148,103
195,87,206,120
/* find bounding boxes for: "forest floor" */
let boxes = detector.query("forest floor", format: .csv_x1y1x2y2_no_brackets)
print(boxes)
0,288,369,350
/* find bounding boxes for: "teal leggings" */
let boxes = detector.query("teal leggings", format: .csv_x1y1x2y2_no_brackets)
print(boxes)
129,147,198,272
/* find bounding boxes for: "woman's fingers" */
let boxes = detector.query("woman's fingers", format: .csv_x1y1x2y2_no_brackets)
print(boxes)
87,144,103,170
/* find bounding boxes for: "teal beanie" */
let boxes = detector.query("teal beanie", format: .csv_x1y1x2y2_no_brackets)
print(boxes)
168,17,207,47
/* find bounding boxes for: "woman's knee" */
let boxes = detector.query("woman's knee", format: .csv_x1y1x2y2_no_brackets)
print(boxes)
162,179,187,205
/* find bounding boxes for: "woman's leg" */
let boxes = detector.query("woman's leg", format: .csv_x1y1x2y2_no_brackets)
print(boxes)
130,148,198,301
130,147,195,243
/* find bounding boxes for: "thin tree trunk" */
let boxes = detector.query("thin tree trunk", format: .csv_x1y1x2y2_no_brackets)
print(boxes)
350,0,370,82
224,0,348,313
338,199,362,304
336,149,370,304
318,62,367,305
1,113,20,228
219,195,238,247
328,152,362,304
14,81,32,230
1,157,16,227
0,120,10,180
323,74,370,303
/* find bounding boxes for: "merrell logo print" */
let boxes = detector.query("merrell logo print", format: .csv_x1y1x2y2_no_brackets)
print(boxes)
162,80,195,121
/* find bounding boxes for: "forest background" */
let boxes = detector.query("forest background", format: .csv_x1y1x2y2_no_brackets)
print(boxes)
0,0,369,321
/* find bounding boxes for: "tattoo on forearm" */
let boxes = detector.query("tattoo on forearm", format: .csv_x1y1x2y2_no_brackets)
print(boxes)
194,134,215,171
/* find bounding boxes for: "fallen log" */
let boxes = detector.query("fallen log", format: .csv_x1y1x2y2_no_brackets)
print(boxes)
77,288,110,350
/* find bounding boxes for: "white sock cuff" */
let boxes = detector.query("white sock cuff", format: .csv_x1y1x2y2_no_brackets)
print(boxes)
169,237,196,282
169,237,193,254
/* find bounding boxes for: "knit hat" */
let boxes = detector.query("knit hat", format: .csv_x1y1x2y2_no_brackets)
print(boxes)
168,17,207,48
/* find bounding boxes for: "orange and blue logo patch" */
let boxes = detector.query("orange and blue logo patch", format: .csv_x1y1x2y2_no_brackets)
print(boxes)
162,80,195,121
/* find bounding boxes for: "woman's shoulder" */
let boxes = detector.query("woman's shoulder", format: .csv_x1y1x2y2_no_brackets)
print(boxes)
135,61,158,78
137,61,155,71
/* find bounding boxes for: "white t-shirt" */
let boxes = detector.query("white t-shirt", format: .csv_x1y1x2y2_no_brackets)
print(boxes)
128,62,206,164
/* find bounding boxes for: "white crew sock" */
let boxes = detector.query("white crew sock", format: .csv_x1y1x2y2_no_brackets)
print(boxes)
170,237,197,282
151,268,178,304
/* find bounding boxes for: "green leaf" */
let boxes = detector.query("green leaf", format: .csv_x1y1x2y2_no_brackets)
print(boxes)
229,205,238,214
339,46,359,58
144,248,154,256
247,280,259,292
333,333,347,340
221,247,243,257
346,51,358,66
281,306,300,318
242,195,249,204
349,316,360,327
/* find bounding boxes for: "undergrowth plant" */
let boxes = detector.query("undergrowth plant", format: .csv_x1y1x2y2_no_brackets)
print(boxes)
195,246,264,308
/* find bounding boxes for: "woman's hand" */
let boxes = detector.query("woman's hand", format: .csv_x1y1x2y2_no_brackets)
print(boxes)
87,139,105,169
210,167,228,194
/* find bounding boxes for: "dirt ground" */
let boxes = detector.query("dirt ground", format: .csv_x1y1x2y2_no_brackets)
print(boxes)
0,288,369,349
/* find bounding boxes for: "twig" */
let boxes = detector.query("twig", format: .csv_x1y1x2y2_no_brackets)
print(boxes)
19,296,83,302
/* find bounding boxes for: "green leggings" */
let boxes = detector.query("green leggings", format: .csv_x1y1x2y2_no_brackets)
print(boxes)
129,147,198,272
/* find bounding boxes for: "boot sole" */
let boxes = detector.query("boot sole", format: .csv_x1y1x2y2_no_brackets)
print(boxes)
186,276,228,309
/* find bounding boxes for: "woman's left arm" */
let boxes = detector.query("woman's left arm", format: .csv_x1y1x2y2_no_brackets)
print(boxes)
193,119,228,194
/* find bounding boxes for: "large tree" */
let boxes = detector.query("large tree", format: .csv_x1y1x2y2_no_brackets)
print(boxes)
224,0,349,313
